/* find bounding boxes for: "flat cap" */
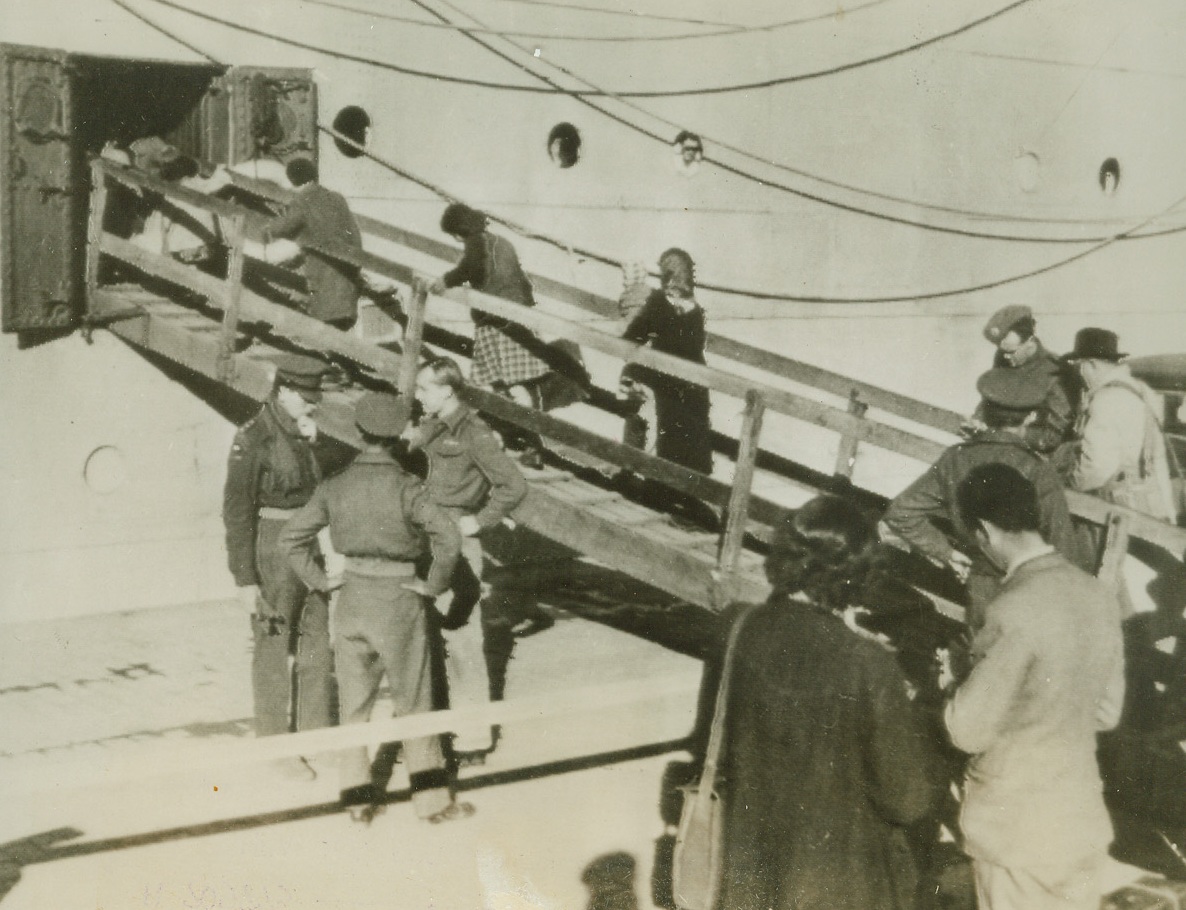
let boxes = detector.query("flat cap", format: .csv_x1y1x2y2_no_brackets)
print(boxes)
976,366,1047,410
982,304,1033,343
354,392,412,439
273,353,326,398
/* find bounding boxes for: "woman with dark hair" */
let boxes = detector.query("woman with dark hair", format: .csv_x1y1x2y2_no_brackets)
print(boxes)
620,248,712,476
718,495,940,910
430,202,551,467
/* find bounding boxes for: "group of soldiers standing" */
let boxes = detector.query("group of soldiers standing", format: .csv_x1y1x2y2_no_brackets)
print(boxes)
222,352,533,824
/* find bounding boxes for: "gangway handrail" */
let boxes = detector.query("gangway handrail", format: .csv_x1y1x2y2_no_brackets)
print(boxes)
89,161,1186,561
225,173,1186,558
226,170,968,436
0,668,704,795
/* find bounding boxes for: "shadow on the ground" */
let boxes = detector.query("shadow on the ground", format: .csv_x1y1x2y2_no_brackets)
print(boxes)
0,739,688,905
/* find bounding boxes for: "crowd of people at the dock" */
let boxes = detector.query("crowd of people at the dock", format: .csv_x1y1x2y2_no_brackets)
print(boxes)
96,139,1181,905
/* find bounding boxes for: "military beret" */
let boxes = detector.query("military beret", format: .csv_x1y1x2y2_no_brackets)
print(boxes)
273,353,326,399
976,366,1047,410
354,392,412,439
982,304,1033,343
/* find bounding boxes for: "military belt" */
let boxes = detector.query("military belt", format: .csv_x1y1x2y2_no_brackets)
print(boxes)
344,556,417,577
258,506,299,520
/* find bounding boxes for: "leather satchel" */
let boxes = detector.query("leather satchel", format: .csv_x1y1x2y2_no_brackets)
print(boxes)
671,606,754,910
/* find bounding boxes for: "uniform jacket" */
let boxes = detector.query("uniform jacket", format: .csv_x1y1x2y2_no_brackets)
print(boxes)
408,405,527,529
719,596,940,910
976,342,1075,453
267,183,362,324
1068,365,1175,522
443,231,535,325
945,552,1124,868
223,399,322,587
884,430,1083,578
279,448,461,596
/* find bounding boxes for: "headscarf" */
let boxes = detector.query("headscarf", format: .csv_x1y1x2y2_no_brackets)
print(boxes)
440,202,489,239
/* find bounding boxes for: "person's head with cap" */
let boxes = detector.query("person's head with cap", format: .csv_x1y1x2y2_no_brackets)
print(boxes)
272,353,326,419
982,304,1038,368
285,157,318,189
1061,327,1126,392
354,391,412,445
975,366,1045,431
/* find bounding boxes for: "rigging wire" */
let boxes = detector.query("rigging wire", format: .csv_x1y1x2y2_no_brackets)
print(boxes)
109,0,222,64
292,0,897,44
114,0,1186,305
410,0,1186,244
141,0,1037,99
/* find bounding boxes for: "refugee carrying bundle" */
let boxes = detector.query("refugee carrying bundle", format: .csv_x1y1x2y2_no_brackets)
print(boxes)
671,606,755,910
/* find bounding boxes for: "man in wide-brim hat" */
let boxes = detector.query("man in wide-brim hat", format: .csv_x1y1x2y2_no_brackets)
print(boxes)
281,392,474,824
1057,328,1176,523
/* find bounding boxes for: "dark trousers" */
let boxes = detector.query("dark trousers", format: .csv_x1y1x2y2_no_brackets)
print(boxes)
334,571,451,818
251,517,334,736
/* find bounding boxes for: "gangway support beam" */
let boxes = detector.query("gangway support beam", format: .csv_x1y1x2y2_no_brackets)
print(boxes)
218,212,247,384
834,392,869,479
398,277,429,397
84,158,109,321
715,389,766,607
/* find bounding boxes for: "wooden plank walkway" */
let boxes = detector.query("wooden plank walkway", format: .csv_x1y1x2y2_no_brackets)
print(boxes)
92,288,770,611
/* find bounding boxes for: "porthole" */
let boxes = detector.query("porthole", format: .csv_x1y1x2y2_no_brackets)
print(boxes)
333,105,371,158
547,122,581,169
1013,151,1040,193
84,445,127,494
1099,158,1120,195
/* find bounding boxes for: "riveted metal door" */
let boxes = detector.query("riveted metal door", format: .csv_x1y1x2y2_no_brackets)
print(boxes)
0,44,79,332
221,67,317,166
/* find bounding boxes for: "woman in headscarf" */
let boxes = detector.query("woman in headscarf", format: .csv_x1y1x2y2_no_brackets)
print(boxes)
718,495,940,910
431,203,551,467
620,248,713,477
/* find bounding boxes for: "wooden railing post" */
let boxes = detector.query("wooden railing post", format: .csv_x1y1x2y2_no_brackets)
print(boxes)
714,389,766,607
217,213,247,384
398,276,430,397
833,391,869,479
1096,511,1132,592
84,159,110,320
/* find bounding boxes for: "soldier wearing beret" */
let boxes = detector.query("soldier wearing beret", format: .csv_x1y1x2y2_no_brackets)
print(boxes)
967,305,1076,454
222,354,336,780
886,366,1086,628
281,392,473,824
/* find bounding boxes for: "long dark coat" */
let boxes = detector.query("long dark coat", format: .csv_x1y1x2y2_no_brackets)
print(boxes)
719,597,940,910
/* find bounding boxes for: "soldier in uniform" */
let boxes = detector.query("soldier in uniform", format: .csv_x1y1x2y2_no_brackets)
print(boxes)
967,305,1076,454
409,356,542,763
885,365,1084,628
222,353,335,780
281,392,474,824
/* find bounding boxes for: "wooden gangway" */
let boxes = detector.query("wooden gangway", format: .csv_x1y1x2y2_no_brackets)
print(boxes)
82,158,1186,632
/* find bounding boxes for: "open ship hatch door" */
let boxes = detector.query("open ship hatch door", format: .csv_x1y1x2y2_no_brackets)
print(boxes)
0,45,76,333
0,45,314,336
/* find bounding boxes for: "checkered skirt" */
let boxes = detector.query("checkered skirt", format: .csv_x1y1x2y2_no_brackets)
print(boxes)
469,323,551,388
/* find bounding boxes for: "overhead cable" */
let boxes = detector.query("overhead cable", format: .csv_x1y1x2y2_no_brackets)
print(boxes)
294,0,896,44
142,0,1035,98
115,0,1186,305
411,0,1186,244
